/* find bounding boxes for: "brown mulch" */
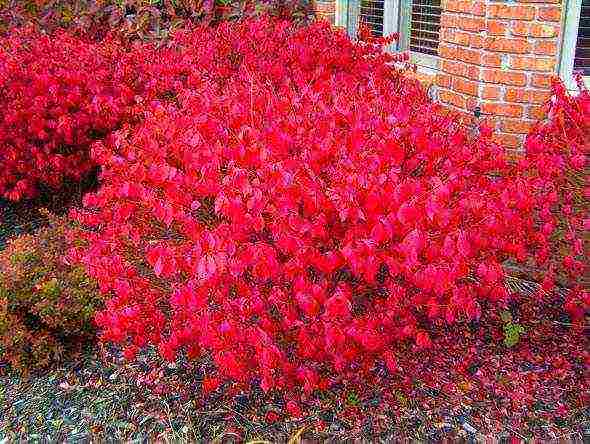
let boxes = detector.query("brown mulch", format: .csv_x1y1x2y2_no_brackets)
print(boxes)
1,339,589,442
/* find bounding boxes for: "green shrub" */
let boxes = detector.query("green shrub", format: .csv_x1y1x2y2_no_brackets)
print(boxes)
0,214,103,374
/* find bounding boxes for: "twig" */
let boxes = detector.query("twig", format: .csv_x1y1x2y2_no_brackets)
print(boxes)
504,424,528,441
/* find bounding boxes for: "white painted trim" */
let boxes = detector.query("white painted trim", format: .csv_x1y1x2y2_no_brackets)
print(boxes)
335,0,349,28
344,0,360,37
559,0,589,92
398,0,441,67
383,0,400,35
411,51,440,70
338,0,441,69
384,0,401,51
398,0,411,49
410,59,439,76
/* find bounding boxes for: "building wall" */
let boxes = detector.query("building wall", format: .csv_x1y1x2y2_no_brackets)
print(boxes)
435,0,563,151
317,0,565,151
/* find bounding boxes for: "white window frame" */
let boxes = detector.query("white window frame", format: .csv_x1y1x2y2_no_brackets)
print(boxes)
337,0,441,73
559,0,590,91
399,0,441,72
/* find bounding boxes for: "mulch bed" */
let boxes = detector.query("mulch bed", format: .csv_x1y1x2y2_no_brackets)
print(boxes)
0,170,98,248
1,334,589,442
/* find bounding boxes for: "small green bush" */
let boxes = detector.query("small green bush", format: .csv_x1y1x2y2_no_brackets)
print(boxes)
0,214,103,374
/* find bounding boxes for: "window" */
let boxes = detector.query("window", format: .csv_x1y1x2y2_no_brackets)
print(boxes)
336,0,442,70
359,0,385,37
574,0,590,74
408,0,442,56
560,0,590,90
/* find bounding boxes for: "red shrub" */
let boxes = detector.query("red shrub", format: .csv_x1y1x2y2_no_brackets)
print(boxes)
68,18,582,402
0,0,314,41
0,27,137,201
514,76,589,321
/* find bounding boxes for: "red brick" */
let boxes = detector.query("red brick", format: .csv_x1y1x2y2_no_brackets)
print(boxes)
534,40,558,56
414,71,436,86
504,87,552,104
472,2,486,16
500,119,536,134
482,53,502,67
441,28,457,43
482,85,502,99
510,55,556,71
439,89,467,108
440,13,458,28
436,73,452,88
510,22,558,38
458,16,486,32
527,89,552,104
505,149,526,161
482,69,528,86
481,116,499,130
442,0,459,12
465,65,481,80
530,73,553,88
511,22,530,36
457,47,482,64
482,102,524,117
462,112,479,125
466,97,479,111
439,42,457,59
485,37,532,53
443,0,467,12
487,19,508,35
527,104,548,120
443,0,486,15
452,109,474,121
492,132,523,149
314,1,335,18
441,60,480,80
537,6,561,22
530,23,559,38
452,30,472,46
316,3,334,8
453,77,479,96
441,59,463,76
470,34,485,48
488,4,535,20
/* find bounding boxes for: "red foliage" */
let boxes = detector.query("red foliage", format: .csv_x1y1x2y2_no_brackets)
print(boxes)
0,0,314,41
514,75,589,321
66,18,589,406
0,27,137,200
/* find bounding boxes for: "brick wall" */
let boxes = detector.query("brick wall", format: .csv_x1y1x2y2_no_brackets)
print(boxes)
315,0,563,150
436,0,563,150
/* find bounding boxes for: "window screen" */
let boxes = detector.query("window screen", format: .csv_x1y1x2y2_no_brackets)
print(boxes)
354,0,442,61
359,0,385,37
574,0,590,75
409,0,442,56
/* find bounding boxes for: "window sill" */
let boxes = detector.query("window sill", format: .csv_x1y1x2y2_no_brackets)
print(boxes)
561,75,590,95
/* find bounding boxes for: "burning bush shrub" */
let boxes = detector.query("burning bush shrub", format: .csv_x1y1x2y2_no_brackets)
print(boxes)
0,0,315,40
0,27,137,201
513,76,589,322
0,0,322,205
68,18,578,401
